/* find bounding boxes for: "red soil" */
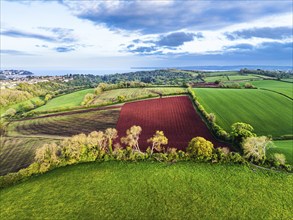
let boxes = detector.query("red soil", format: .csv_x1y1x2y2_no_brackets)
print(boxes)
116,96,227,151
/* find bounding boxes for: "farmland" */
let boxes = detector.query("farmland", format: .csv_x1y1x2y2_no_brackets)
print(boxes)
9,108,120,137
35,88,94,112
116,96,226,150
250,80,293,99
0,137,59,176
193,88,293,137
91,87,186,105
1,162,292,219
204,74,261,82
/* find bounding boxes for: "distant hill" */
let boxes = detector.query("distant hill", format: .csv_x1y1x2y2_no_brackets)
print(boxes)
0,70,34,76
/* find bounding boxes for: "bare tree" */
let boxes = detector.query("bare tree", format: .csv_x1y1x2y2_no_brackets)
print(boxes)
147,131,168,155
121,125,142,152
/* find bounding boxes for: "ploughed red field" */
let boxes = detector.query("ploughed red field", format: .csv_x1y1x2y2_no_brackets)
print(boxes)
116,96,226,151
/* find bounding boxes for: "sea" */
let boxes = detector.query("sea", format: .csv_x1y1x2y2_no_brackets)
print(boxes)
7,65,293,76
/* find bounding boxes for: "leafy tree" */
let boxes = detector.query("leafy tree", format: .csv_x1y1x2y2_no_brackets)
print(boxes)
35,143,60,173
117,95,125,103
88,131,107,151
121,125,142,152
82,93,95,106
187,137,214,160
44,94,52,101
272,153,286,166
242,136,274,163
147,131,168,154
4,108,16,118
105,128,118,154
231,122,256,145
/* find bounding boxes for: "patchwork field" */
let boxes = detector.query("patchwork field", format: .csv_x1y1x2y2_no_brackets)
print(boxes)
91,87,186,105
9,108,120,137
116,96,226,150
0,137,59,175
1,162,292,219
35,88,94,112
193,88,293,137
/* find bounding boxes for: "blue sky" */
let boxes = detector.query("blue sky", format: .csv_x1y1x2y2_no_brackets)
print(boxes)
0,0,292,70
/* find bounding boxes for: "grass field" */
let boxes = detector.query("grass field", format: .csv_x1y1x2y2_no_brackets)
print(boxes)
194,88,293,137
204,74,261,83
250,80,293,99
35,88,94,112
8,109,120,137
0,162,292,219
268,140,293,165
204,71,239,76
0,137,59,175
91,87,186,105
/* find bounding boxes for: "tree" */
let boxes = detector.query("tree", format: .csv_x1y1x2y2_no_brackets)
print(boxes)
242,136,274,163
147,131,168,154
121,125,142,152
117,95,125,103
186,137,214,160
44,94,52,101
82,93,95,106
105,128,118,154
231,122,256,145
4,108,16,118
207,113,216,123
88,131,107,150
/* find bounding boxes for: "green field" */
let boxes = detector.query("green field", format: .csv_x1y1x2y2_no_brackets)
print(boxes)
0,137,59,175
91,87,186,105
35,88,94,112
1,162,292,219
250,80,293,99
204,71,239,76
269,140,293,165
205,74,261,83
193,88,293,137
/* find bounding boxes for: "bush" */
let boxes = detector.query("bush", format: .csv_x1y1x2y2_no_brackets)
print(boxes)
272,153,286,166
187,137,214,161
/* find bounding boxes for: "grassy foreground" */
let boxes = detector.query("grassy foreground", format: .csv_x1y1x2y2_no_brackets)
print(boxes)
1,162,292,219
194,88,292,137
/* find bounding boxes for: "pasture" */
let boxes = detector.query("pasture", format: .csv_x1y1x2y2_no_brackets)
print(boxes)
1,162,292,219
269,140,293,165
116,96,226,150
91,87,186,105
35,88,94,112
204,74,261,83
250,80,293,99
9,108,120,137
193,88,293,137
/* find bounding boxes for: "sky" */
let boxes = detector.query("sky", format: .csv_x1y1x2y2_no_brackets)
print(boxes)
0,0,292,71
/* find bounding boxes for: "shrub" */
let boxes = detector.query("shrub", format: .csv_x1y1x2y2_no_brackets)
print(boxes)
272,153,286,166
242,136,273,164
244,83,255,89
187,137,214,161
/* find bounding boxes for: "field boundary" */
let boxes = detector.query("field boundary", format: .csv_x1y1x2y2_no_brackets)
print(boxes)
258,88,293,101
